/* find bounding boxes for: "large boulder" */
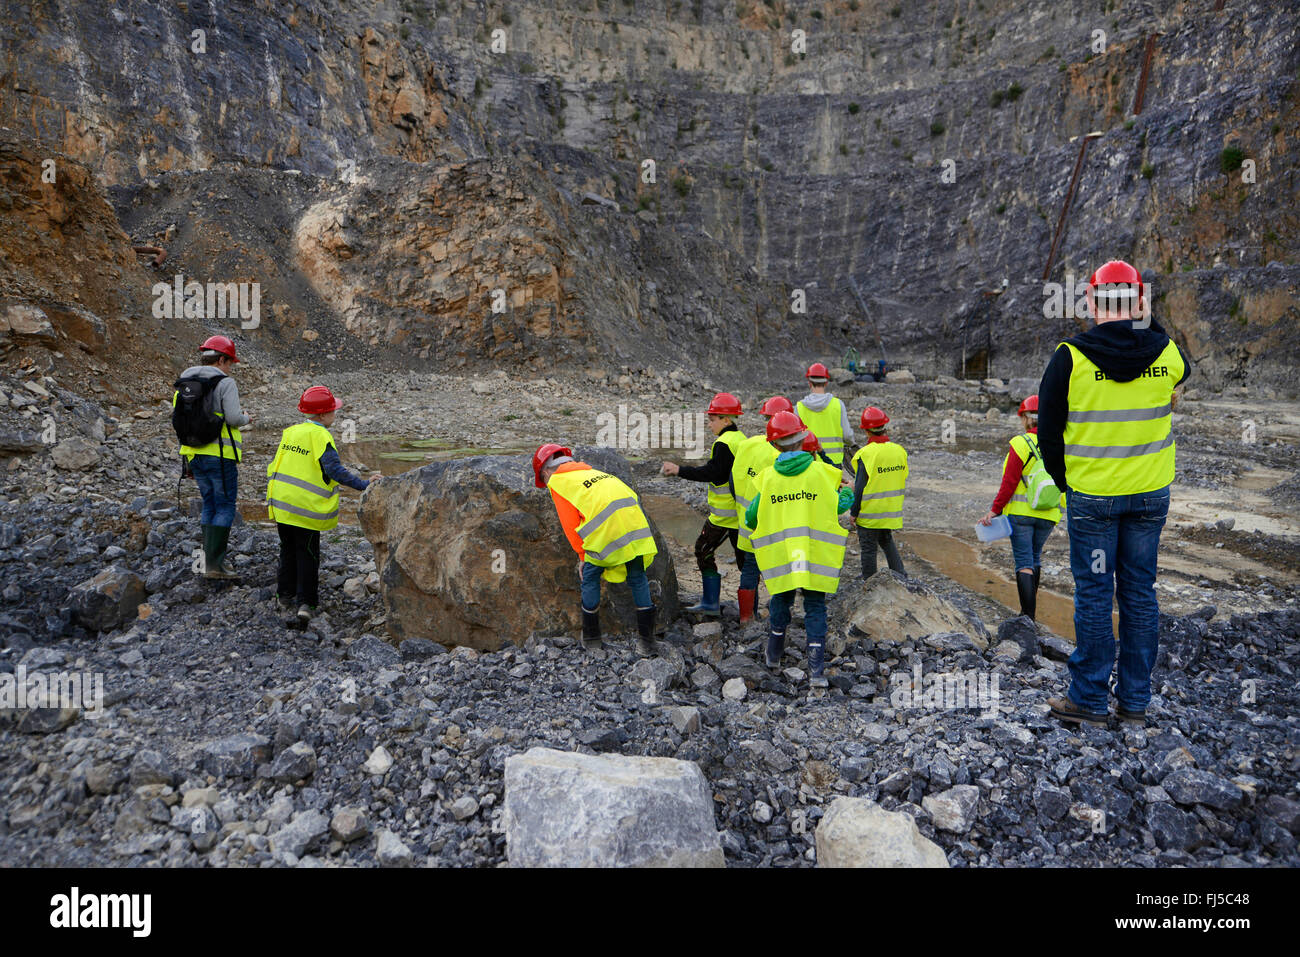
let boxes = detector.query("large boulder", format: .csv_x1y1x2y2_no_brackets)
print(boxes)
359,447,679,650
69,564,145,632
835,571,989,650
816,798,949,868
502,747,724,867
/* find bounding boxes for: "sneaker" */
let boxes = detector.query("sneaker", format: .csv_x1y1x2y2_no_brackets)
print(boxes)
809,675,829,689
1047,695,1108,727
297,604,314,625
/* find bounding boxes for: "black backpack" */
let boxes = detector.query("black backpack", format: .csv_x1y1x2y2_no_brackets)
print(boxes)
172,374,228,447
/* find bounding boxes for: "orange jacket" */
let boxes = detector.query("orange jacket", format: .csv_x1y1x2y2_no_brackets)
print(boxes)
547,461,592,559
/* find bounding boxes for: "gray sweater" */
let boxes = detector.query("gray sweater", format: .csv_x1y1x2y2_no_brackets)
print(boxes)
179,366,250,428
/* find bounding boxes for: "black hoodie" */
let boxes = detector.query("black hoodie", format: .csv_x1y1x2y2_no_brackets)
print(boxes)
1037,318,1190,490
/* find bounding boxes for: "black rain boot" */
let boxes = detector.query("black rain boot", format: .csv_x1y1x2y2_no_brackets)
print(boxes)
581,607,603,650
1016,570,1036,621
765,629,786,669
807,639,828,688
1032,565,1042,605
635,606,656,657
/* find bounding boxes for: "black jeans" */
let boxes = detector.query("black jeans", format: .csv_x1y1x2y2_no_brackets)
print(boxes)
858,526,905,578
694,519,741,577
277,523,321,607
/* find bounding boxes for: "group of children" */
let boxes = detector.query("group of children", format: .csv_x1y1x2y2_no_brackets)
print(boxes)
174,336,378,627
538,362,912,687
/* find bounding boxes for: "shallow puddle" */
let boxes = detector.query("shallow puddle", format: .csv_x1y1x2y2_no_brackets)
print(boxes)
904,530,1089,642
641,494,707,549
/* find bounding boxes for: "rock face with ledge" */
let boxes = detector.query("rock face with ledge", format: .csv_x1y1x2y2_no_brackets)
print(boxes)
502,747,724,868
359,446,679,650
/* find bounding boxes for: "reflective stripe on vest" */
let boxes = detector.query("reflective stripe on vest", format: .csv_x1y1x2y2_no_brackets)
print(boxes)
730,434,778,551
849,440,908,529
750,462,846,595
265,421,340,531
1061,341,1183,496
796,397,846,465
547,467,658,569
706,429,746,529
266,497,339,523
1001,433,1061,523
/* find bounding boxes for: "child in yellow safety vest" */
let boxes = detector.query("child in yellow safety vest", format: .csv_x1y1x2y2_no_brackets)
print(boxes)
660,392,747,618
978,394,1061,620
730,396,792,623
535,444,659,655
848,406,908,578
266,386,380,626
743,411,853,688
796,362,856,468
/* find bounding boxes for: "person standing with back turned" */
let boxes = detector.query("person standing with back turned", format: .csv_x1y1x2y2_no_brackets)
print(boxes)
172,335,250,580
848,406,908,578
978,395,1060,620
660,393,747,618
796,362,855,469
1038,260,1189,727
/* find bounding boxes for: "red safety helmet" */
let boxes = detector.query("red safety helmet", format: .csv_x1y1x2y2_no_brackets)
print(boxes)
532,443,572,488
1018,395,1039,416
298,386,343,415
766,410,806,444
706,392,743,416
200,335,239,362
801,432,822,453
805,362,830,381
1088,260,1144,309
759,395,794,417
860,406,889,430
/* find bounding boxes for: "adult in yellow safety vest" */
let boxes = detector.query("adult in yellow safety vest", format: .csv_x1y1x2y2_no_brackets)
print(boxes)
171,335,251,580
537,444,659,655
729,395,792,623
1037,260,1190,728
660,392,747,618
848,406,908,578
978,395,1060,620
267,386,380,625
743,411,852,688
796,362,856,468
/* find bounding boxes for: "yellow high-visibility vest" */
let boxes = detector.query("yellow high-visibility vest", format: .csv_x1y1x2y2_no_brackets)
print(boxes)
265,421,341,531
731,434,778,552
706,429,746,529
796,396,847,465
750,461,847,594
172,390,243,463
1002,434,1061,523
1061,340,1183,496
849,440,907,529
547,467,657,575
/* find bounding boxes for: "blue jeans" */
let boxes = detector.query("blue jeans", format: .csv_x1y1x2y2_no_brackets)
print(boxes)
738,549,760,590
581,556,651,611
768,589,827,644
1008,514,1055,571
1065,485,1170,713
190,454,239,528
